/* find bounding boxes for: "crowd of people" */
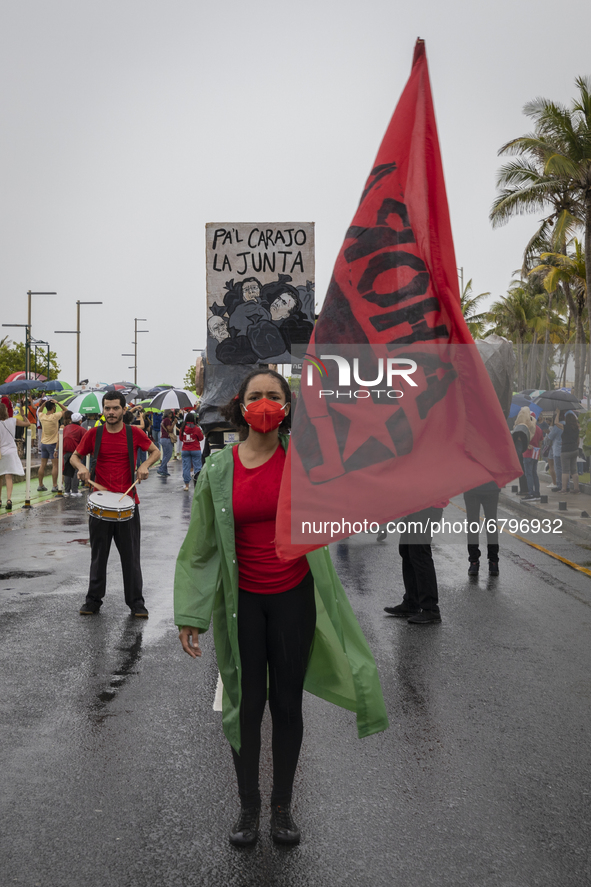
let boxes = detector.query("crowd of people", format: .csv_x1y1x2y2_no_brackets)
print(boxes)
0,393,205,501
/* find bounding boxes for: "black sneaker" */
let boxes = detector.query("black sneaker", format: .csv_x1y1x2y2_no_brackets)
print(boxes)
270,803,300,845
488,561,500,576
229,806,260,847
132,604,149,618
468,561,479,576
407,610,442,624
384,603,419,617
79,602,100,615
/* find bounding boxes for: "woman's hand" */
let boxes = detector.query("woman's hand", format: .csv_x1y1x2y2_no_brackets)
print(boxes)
179,626,202,658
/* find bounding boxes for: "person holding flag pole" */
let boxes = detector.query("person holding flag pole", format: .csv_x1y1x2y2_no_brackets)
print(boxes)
174,368,388,848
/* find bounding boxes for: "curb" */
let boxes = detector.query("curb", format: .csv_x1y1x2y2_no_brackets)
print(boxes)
498,491,591,545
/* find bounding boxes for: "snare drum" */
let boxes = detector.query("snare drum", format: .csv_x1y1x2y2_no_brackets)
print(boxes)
87,490,135,522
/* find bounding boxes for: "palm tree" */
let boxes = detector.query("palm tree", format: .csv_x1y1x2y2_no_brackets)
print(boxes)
487,281,549,389
531,239,588,395
460,278,490,338
492,77,591,394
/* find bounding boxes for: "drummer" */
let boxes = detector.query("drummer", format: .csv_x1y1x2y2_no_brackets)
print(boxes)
69,391,160,618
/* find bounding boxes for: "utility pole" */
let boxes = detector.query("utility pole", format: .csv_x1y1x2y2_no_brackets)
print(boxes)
55,300,102,384
122,318,149,385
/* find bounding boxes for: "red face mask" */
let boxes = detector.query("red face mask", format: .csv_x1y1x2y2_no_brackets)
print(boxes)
242,398,287,434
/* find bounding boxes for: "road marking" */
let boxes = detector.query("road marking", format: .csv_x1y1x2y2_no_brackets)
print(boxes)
451,501,591,579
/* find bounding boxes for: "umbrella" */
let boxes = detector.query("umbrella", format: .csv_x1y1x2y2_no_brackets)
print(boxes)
4,371,47,383
110,381,139,390
533,390,584,411
62,391,105,415
148,389,198,411
509,396,542,419
35,380,73,392
0,380,40,395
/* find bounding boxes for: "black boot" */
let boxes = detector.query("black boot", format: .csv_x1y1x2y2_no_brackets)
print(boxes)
270,803,300,845
468,560,480,576
229,805,260,847
488,560,499,576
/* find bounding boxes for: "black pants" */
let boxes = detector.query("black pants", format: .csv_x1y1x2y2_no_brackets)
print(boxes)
232,571,316,808
86,509,145,610
398,507,442,614
463,488,500,562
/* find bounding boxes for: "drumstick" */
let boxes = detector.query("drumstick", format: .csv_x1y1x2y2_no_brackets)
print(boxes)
119,480,139,502
87,479,108,492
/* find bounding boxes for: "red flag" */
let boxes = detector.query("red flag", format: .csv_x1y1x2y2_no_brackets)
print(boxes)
276,40,520,558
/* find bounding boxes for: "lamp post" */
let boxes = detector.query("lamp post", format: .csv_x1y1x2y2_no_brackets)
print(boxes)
31,338,51,380
122,318,149,385
55,300,103,384
26,292,56,378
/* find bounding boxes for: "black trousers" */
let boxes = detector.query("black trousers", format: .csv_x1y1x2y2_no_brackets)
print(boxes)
398,507,442,614
463,488,500,562
86,509,144,610
231,571,316,808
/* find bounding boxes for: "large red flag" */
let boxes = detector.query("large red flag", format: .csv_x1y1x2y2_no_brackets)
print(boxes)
276,40,520,558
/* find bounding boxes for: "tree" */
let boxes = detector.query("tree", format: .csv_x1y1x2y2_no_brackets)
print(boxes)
531,239,588,394
460,278,490,338
487,281,551,390
0,337,60,385
491,76,591,394
182,364,197,392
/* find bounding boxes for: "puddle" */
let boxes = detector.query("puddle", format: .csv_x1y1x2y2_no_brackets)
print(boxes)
0,570,53,580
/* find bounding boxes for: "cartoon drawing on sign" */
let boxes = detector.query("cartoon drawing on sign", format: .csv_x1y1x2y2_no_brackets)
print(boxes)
206,224,315,365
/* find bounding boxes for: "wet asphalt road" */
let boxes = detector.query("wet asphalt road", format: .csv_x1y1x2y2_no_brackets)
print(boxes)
1,461,591,887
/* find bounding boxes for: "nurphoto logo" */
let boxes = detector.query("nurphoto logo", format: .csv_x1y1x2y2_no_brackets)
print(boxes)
304,354,418,399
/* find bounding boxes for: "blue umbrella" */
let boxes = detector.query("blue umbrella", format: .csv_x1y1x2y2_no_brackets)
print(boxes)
509,396,542,420
35,380,73,392
0,380,39,395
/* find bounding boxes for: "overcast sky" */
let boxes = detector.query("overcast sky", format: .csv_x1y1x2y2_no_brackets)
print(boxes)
1,0,590,388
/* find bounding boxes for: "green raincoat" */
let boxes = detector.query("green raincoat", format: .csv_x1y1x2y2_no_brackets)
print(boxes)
174,436,389,752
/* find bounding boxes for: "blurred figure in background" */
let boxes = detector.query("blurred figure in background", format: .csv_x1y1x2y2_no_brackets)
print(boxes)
179,411,204,491
63,412,85,497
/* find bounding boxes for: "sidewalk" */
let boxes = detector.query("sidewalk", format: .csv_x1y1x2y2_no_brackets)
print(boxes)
499,466,591,544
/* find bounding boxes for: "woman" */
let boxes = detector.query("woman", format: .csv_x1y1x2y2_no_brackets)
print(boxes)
174,369,387,848
463,481,501,576
548,411,564,492
561,410,580,494
178,411,204,491
157,410,174,476
0,403,30,510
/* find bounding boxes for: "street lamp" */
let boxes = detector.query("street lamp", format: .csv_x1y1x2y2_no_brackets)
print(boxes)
26,292,57,378
122,318,149,385
55,300,103,384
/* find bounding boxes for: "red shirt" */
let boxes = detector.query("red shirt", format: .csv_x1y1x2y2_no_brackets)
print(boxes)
524,425,543,459
63,424,85,453
232,444,309,593
76,425,151,503
160,417,173,440
180,422,204,451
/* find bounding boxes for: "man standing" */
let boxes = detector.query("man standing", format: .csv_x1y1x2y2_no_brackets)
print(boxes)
384,504,446,625
37,399,66,492
70,392,160,618
62,412,85,497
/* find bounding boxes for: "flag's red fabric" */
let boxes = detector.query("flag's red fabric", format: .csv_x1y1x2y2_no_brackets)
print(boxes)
276,41,521,559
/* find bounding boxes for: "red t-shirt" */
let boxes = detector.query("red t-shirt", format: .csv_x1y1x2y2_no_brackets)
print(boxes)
160,417,173,440
76,425,151,503
63,424,85,453
180,422,204,451
232,444,309,593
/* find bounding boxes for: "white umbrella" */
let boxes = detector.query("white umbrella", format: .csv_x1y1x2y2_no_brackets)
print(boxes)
148,389,198,411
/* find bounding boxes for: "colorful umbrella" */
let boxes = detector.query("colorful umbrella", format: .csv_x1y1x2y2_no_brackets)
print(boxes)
148,389,198,411
3,371,47,383
62,391,105,415
35,380,73,392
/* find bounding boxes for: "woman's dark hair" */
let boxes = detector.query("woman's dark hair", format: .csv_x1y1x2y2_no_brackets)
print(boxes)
102,390,126,409
178,411,196,437
63,410,72,426
221,369,291,433
564,411,579,429
0,403,8,421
